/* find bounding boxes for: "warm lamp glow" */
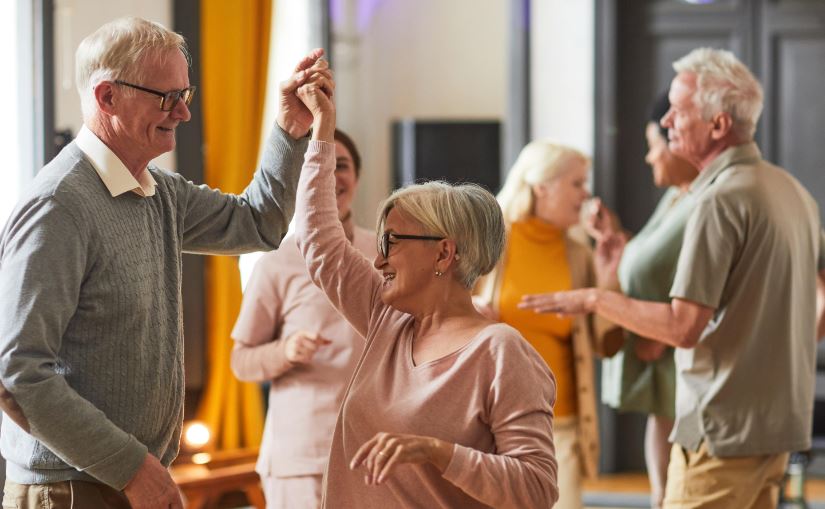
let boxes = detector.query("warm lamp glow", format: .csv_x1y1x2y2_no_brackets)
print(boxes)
183,421,211,450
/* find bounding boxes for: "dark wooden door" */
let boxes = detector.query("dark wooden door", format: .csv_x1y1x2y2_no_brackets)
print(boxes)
595,0,825,473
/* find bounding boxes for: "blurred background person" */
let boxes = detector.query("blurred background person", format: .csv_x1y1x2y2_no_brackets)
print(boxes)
476,141,622,509
588,93,698,509
231,129,371,509
292,76,558,508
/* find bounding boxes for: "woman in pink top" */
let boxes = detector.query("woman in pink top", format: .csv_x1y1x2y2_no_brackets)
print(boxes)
291,76,558,507
231,129,374,508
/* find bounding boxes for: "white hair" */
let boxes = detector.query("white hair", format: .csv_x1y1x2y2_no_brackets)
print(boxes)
673,47,763,140
377,181,505,289
496,140,590,225
75,17,189,118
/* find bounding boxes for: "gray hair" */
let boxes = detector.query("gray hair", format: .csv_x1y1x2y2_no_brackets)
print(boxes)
497,140,590,225
376,181,505,289
75,17,190,118
673,47,763,140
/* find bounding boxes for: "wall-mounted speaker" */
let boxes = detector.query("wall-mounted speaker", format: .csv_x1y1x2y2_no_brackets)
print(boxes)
392,119,501,194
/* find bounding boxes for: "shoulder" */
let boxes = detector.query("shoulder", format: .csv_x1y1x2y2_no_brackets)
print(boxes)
473,323,553,377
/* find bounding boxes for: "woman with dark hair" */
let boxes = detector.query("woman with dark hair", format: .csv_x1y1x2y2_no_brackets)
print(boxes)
231,129,372,509
583,92,698,509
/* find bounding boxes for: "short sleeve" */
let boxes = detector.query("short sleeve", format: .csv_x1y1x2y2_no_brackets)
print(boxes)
669,194,742,308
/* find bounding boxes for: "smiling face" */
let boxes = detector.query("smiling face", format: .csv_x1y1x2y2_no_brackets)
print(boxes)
109,48,192,168
373,208,441,311
661,72,715,167
334,140,358,220
532,159,590,229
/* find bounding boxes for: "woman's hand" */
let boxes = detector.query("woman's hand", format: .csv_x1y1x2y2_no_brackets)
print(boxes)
593,231,627,289
350,432,454,485
584,198,623,242
634,337,667,362
276,49,331,139
518,288,599,315
284,331,332,366
295,68,336,142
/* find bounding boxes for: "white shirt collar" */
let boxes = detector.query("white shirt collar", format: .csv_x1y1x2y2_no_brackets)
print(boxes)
75,125,157,198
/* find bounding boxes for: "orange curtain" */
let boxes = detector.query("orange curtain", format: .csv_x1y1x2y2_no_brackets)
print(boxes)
197,0,273,451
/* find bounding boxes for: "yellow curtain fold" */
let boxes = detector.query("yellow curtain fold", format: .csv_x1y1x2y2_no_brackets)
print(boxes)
197,0,273,451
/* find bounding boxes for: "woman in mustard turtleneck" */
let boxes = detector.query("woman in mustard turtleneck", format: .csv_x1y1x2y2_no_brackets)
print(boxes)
476,141,621,509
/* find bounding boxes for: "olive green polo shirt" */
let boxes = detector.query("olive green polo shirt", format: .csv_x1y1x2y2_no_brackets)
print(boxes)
669,142,825,457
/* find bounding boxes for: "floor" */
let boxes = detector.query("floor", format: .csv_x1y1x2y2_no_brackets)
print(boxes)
583,473,825,508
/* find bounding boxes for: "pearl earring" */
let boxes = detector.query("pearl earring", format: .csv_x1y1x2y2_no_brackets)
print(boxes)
435,270,443,277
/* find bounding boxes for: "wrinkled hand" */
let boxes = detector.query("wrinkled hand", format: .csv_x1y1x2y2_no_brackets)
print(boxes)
123,454,183,509
350,432,453,485
634,337,668,362
584,198,623,242
593,231,627,289
284,331,332,365
518,289,598,315
472,296,499,321
277,49,334,139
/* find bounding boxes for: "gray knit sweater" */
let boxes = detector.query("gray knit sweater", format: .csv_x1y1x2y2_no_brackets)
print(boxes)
0,126,307,490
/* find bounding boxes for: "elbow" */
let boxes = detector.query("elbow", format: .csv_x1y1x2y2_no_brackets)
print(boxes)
229,350,256,382
670,326,702,349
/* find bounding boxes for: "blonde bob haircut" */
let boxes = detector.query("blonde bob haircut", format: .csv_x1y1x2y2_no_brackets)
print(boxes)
76,17,190,118
497,141,590,225
673,47,763,141
376,181,505,289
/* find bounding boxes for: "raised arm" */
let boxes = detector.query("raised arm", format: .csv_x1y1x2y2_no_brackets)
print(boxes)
292,72,384,338
179,51,331,254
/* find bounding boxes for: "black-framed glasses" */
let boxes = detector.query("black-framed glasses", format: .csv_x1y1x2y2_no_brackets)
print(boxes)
115,80,196,111
378,232,445,259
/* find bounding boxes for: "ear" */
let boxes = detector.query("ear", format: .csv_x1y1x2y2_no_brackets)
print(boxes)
709,111,734,140
94,81,117,115
435,239,460,273
531,182,548,199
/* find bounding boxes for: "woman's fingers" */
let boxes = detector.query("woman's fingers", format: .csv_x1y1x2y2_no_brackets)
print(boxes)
376,447,403,484
350,435,378,469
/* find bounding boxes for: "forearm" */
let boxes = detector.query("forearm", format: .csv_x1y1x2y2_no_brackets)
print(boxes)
593,290,704,348
231,340,294,382
181,126,309,254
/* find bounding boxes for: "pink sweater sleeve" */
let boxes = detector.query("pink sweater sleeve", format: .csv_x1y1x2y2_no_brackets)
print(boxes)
230,254,293,382
294,141,383,338
442,339,560,508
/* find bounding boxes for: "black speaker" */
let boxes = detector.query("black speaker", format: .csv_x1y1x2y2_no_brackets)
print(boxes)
392,120,501,193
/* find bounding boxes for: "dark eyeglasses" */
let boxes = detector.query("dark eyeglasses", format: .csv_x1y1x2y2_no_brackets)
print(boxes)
115,80,196,111
378,232,445,259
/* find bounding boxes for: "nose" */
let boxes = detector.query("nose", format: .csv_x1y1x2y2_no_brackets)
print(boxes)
660,108,674,129
171,98,192,122
373,253,387,270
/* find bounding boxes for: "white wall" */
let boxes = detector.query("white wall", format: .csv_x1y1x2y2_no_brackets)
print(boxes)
53,0,175,169
331,0,508,225
530,0,594,156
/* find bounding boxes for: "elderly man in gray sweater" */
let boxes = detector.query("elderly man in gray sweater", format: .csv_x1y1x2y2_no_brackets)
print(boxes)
0,17,333,509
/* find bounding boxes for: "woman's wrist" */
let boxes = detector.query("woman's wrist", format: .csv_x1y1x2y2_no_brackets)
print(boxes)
311,113,335,143
428,437,454,473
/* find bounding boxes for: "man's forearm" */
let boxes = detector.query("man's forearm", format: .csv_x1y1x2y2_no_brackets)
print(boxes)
593,290,710,349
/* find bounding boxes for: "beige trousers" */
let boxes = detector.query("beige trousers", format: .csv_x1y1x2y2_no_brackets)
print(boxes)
554,416,583,509
663,442,788,509
261,474,322,509
2,480,131,509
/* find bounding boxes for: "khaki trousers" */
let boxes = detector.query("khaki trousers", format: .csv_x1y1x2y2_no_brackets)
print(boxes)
261,474,322,509
554,417,583,509
2,480,131,509
663,442,788,509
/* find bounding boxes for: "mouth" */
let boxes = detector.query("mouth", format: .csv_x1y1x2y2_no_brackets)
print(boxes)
157,126,175,133
382,273,395,286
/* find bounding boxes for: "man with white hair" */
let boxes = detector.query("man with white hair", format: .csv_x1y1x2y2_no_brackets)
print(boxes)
0,17,332,509
520,47,825,508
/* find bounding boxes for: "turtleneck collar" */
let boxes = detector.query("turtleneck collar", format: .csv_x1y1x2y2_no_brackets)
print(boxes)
512,217,565,243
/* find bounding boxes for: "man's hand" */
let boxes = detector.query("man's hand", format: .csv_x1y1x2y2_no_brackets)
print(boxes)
123,454,183,509
284,331,332,365
518,288,599,316
277,49,334,139
584,198,623,242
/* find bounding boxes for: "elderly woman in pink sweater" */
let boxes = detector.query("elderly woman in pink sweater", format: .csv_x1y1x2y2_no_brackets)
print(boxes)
292,77,558,507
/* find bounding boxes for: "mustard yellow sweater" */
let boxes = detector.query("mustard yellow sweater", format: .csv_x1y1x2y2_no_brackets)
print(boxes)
499,218,577,416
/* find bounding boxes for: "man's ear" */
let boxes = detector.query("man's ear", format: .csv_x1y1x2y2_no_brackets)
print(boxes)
710,111,734,140
94,81,117,115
